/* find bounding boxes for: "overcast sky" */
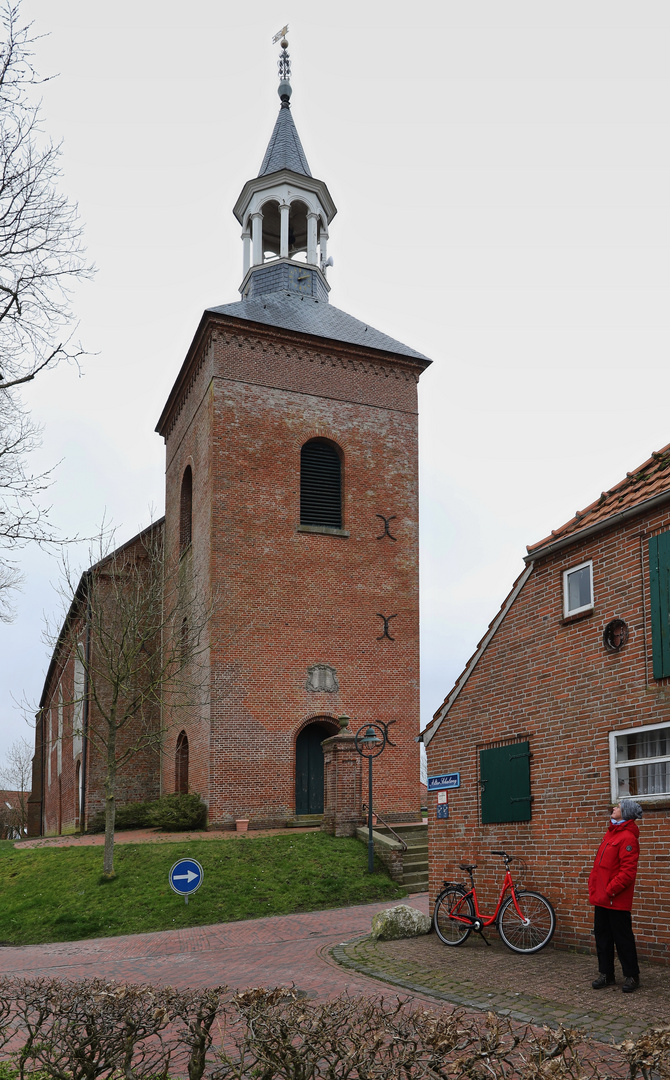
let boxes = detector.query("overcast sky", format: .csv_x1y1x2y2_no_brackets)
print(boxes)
2,1,670,767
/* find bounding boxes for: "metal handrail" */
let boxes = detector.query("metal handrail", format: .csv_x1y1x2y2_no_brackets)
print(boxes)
361,803,408,851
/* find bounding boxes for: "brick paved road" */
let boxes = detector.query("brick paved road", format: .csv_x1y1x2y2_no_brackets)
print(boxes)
0,896,429,1000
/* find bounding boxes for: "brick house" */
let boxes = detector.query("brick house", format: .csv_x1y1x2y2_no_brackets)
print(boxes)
29,40,430,834
424,445,670,962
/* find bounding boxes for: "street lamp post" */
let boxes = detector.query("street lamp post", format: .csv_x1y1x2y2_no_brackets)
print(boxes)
354,722,387,873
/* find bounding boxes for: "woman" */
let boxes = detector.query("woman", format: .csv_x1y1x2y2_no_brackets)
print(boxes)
588,797,643,993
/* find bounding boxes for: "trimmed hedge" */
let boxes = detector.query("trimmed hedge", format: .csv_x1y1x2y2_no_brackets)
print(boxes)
147,792,207,831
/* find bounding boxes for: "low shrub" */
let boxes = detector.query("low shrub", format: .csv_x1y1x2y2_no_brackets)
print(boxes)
147,792,207,831
87,799,152,833
0,977,665,1080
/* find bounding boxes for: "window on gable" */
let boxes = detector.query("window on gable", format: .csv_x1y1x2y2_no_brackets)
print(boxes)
610,722,670,800
179,466,193,553
648,531,670,678
300,439,342,529
563,560,593,618
480,740,532,824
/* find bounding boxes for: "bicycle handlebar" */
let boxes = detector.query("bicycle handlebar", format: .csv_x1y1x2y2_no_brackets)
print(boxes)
490,850,513,862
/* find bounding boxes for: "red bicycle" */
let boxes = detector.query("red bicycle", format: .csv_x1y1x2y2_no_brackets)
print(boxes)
433,850,556,954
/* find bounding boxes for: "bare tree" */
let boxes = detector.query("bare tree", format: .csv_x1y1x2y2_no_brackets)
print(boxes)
48,523,210,877
0,1,92,613
0,733,32,836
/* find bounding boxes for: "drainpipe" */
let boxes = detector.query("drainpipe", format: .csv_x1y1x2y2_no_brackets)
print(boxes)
80,571,92,832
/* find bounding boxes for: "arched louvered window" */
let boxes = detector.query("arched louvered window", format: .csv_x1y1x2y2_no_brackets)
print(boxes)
175,731,189,794
300,439,342,528
179,466,192,553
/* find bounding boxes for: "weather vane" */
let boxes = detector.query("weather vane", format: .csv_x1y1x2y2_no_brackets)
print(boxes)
273,24,291,83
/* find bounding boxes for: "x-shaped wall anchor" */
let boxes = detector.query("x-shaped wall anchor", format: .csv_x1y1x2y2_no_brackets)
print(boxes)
376,613,397,640
375,514,397,541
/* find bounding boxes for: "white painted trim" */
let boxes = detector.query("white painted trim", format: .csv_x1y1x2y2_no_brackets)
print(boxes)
609,720,670,801
423,563,534,748
562,559,593,618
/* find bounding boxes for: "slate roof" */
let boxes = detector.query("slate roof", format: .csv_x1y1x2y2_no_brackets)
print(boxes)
527,442,670,556
258,104,312,178
208,292,431,362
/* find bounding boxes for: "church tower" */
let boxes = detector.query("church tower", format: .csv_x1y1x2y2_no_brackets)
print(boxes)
156,33,431,828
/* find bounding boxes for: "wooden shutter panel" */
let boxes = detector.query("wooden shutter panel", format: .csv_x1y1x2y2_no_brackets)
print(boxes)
480,742,532,824
648,532,670,679
300,441,342,528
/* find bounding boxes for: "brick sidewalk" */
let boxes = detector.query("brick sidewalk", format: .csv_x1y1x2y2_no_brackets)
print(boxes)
0,897,429,1001
334,927,670,1044
1,887,667,1046
15,826,319,850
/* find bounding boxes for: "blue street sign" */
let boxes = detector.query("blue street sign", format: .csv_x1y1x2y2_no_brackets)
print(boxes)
436,804,450,819
169,858,204,899
427,773,460,792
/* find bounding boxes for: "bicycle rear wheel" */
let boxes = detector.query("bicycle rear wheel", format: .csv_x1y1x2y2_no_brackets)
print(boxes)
497,890,556,954
433,886,475,946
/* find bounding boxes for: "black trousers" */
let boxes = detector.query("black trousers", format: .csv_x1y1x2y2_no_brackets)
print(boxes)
593,906,639,979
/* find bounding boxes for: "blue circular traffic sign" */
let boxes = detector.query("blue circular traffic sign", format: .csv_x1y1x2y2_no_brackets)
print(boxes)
169,858,204,896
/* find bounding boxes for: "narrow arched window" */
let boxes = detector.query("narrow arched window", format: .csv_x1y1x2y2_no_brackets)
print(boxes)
300,439,342,528
175,731,189,794
179,466,192,552
179,616,189,664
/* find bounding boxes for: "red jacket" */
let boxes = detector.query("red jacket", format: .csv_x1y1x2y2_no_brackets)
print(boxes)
588,819,640,911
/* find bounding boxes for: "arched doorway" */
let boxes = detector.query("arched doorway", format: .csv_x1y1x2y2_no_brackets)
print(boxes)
295,720,337,815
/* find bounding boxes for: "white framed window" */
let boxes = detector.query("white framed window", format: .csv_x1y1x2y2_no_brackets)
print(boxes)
563,560,593,618
610,722,670,801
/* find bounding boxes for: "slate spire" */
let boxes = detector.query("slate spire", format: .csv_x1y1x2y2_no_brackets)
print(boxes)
257,32,312,177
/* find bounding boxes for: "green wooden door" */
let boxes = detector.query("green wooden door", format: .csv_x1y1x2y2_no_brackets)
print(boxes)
295,724,330,815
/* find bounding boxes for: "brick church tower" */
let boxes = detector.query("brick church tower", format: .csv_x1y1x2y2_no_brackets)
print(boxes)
155,34,431,828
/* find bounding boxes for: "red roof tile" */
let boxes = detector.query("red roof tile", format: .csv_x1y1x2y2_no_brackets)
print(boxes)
527,442,670,556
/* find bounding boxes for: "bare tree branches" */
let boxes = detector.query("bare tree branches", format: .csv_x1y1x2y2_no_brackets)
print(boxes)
0,733,31,836
47,523,210,877
0,977,660,1080
0,0,92,614
0,1,91,393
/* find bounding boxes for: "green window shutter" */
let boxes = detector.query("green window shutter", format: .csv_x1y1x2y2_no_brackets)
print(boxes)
648,532,670,680
480,742,532,824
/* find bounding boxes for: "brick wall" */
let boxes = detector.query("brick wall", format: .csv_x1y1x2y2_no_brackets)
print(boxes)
426,507,670,963
160,313,428,827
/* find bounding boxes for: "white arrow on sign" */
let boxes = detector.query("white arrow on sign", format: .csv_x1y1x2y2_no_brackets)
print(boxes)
173,870,199,884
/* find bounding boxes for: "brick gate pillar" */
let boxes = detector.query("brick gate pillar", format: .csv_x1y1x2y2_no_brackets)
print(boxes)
321,715,363,837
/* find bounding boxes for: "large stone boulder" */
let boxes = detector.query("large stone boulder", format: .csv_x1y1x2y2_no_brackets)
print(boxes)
370,904,431,941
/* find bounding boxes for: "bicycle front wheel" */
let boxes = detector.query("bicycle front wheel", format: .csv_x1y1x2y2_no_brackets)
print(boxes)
497,890,556,954
433,886,475,946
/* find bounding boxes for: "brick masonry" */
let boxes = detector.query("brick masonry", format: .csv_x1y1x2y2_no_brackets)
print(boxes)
156,311,429,829
425,504,670,963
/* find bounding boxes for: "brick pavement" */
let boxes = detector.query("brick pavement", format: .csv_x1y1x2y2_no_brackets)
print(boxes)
0,896,430,1001
2,884,668,1046
334,927,670,1044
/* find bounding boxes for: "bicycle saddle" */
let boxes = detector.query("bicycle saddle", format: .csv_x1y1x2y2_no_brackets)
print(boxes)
459,863,477,872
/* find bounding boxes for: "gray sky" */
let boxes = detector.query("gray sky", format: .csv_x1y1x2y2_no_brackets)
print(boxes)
2,0,670,764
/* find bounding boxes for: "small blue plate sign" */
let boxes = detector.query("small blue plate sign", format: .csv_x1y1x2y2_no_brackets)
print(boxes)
436,804,450,819
427,773,460,792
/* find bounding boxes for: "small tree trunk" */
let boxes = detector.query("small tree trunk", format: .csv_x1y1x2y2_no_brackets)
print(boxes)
103,726,117,877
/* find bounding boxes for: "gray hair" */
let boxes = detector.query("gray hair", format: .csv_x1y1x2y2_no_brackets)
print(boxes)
620,798,643,820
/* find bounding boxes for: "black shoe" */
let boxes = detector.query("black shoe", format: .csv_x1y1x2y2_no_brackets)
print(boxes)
592,973,615,989
622,977,640,993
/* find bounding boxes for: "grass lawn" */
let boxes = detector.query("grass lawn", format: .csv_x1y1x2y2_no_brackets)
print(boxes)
0,833,406,946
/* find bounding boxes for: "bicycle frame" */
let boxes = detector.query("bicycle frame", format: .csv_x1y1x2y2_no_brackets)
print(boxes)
448,867,529,928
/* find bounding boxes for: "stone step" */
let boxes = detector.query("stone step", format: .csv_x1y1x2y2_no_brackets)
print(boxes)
403,871,429,891
286,815,323,828
403,855,428,871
